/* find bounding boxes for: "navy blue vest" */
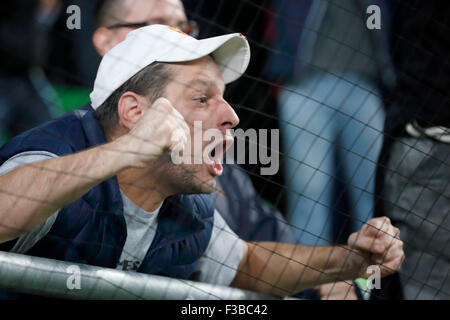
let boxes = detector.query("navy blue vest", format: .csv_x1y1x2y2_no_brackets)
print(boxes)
0,107,214,280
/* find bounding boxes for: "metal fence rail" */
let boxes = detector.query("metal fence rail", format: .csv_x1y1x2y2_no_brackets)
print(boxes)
0,251,279,300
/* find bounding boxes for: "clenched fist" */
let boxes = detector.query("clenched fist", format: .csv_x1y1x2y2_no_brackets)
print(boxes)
115,97,190,168
347,217,405,278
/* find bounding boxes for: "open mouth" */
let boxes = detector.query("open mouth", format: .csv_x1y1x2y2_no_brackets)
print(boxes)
206,135,233,177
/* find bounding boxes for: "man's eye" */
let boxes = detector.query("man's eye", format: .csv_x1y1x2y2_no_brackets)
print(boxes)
195,96,207,103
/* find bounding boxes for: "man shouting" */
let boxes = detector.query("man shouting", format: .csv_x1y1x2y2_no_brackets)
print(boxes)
0,25,404,298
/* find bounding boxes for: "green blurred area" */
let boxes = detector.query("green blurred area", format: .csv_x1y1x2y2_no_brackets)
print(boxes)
0,131,11,147
53,85,91,113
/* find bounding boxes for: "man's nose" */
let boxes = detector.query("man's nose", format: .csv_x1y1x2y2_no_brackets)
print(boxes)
217,99,240,130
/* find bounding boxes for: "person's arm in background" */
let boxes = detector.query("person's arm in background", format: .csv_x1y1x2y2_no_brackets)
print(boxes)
231,217,404,297
0,98,188,243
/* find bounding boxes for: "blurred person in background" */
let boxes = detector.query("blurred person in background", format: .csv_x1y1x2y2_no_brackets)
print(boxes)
267,0,395,299
268,0,392,251
0,0,62,144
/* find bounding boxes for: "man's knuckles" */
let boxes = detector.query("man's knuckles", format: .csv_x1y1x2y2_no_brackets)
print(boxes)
363,217,391,236
348,232,386,254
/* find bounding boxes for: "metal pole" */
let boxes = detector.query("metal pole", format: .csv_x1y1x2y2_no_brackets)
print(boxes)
0,251,279,300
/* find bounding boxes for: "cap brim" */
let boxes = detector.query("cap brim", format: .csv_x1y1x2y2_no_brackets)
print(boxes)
156,33,250,84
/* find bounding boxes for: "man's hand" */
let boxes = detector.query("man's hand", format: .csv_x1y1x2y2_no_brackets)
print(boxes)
231,217,404,297
347,217,405,278
115,97,190,168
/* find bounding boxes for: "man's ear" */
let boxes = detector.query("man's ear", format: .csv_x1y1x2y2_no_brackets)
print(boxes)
93,27,114,57
117,92,148,130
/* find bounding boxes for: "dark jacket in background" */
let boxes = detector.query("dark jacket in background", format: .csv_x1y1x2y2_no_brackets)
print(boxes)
383,0,450,136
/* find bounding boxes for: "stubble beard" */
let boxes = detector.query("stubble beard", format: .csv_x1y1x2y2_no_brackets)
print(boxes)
159,155,216,195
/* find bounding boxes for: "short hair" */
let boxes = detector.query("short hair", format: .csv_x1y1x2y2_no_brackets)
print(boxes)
94,0,123,28
94,62,172,132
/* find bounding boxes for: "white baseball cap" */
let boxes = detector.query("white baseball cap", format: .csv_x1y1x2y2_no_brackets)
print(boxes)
90,24,251,109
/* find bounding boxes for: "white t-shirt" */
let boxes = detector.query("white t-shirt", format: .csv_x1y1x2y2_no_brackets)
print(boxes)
0,151,244,286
